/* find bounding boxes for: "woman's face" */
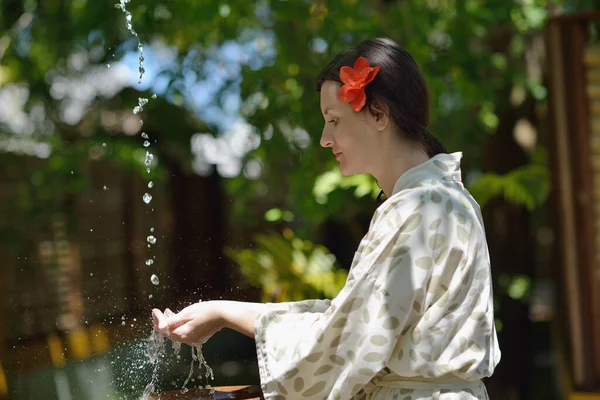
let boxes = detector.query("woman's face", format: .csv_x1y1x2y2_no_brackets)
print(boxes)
319,80,380,176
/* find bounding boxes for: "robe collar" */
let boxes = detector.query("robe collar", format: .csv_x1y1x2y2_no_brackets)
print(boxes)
391,152,463,196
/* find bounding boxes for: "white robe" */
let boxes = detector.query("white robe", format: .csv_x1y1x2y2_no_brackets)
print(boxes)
254,152,501,399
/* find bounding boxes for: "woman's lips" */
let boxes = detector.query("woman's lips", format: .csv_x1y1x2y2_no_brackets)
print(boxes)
334,152,342,161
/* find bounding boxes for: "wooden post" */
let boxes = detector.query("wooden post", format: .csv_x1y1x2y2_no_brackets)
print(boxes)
0,261,7,399
568,20,597,388
546,19,588,389
580,28,600,387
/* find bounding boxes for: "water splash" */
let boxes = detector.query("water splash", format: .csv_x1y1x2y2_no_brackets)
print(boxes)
134,97,149,114
114,0,145,84
113,3,216,398
144,151,154,167
140,326,165,399
140,309,214,399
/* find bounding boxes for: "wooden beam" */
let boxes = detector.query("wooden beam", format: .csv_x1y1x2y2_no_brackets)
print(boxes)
570,393,600,400
0,260,6,399
0,360,6,400
546,19,588,388
582,34,600,386
569,20,599,387
548,10,600,23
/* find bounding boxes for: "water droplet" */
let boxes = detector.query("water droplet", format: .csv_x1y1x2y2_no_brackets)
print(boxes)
103,185,108,190
133,106,141,114
147,235,156,244
144,151,154,166
102,143,106,147
143,141,150,147
151,274,159,285
148,181,154,188
141,132,149,139
149,294,153,299
145,259,154,266
90,273,94,277
143,193,152,204
146,167,151,174
121,321,126,326
150,227,154,232
106,64,111,68
152,94,157,99
90,229,93,232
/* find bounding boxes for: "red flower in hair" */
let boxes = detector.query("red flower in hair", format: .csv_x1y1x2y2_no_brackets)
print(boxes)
338,56,380,112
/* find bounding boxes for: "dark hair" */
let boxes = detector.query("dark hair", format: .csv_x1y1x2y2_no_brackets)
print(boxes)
315,38,446,157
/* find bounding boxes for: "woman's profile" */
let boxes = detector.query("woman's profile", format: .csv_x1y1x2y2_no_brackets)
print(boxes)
153,37,501,400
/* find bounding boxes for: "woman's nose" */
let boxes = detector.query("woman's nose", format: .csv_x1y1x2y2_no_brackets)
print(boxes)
320,129,333,148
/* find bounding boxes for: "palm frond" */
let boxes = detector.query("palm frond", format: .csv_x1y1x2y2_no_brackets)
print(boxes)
468,164,551,211
225,231,347,302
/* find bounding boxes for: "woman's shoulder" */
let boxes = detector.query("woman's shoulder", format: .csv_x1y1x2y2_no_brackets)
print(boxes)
373,180,482,233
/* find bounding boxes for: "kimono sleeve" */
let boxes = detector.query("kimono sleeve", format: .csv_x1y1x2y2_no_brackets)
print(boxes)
254,199,457,399
255,234,422,399
264,299,332,314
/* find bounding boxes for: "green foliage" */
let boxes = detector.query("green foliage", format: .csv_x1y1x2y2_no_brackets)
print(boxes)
313,169,380,205
468,164,551,211
0,0,589,275
497,273,533,301
1,0,583,235
225,229,347,302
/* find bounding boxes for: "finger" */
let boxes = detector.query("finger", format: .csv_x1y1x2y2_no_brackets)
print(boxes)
158,312,188,336
152,309,166,331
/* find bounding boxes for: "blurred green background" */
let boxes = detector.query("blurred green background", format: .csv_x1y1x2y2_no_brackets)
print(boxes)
1,0,599,399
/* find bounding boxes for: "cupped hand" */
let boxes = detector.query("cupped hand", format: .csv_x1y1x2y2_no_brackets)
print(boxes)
152,301,224,345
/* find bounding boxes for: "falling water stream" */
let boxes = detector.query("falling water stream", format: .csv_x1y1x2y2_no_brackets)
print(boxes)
113,1,214,397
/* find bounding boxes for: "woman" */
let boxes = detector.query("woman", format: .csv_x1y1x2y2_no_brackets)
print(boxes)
153,37,501,400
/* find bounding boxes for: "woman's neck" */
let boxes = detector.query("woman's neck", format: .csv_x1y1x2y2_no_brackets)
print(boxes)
373,142,430,198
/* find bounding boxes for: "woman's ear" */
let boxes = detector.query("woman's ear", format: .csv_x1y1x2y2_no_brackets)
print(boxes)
368,101,390,131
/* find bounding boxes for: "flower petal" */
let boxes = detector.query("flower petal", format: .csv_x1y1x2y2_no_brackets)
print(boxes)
338,85,360,102
351,90,367,112
354,56,370,71
363,65,380,85
358,67,373,81
339,66,354,84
